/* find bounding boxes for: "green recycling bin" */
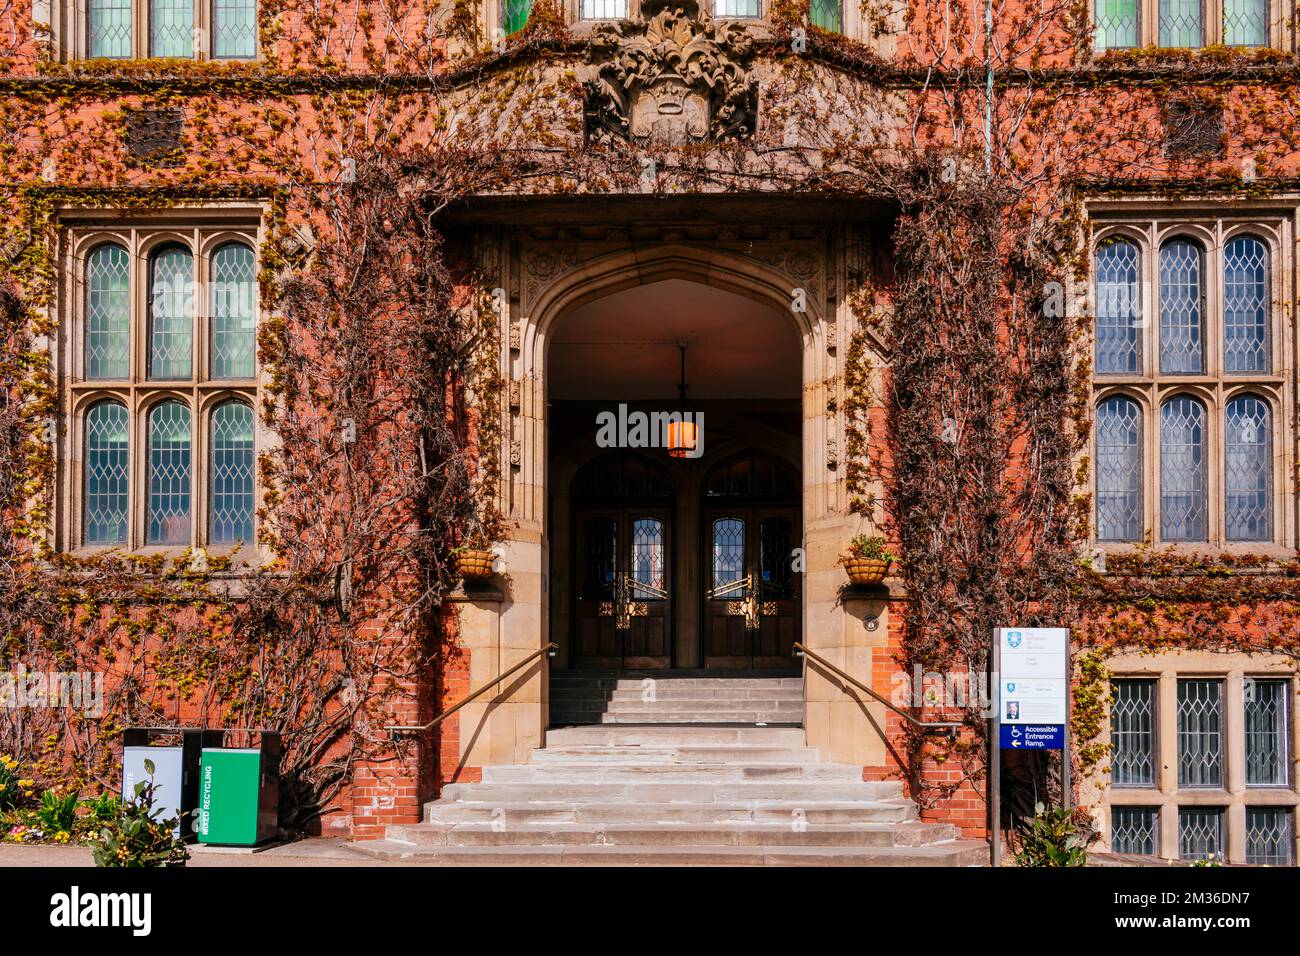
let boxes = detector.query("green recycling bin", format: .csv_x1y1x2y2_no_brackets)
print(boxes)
196,731,280,846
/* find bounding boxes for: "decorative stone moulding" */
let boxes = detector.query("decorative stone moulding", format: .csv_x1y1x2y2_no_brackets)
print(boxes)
583,0,759,146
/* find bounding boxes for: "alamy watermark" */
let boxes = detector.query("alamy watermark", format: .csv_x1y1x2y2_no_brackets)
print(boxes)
595,403,705,459
0,665,104,717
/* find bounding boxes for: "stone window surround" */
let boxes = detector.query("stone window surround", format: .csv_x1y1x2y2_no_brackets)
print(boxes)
1090,0,1290,52
1098,654,1299,864
38,0,260,63
477,0,894,48
1088,210,1297,557
52,206,266,559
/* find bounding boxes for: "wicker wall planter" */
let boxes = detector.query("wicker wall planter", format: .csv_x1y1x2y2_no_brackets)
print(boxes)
843,557,890,585
455,549,496,581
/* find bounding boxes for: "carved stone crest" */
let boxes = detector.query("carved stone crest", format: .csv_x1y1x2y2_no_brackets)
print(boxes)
583,0,758,146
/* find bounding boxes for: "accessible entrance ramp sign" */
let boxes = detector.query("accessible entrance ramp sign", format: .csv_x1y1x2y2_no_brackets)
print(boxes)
995,627,1067,751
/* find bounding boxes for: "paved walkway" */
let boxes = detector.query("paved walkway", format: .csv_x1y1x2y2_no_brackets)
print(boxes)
0,838,392,867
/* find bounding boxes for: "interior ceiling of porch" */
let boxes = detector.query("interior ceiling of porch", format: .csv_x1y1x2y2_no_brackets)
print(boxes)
548,279,801,401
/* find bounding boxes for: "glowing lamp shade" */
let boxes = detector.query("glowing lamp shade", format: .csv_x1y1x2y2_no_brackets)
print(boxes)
666,419,698,458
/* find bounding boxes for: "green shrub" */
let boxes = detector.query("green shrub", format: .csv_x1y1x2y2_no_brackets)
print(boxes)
0,755,20,811
90,760,189,868
35,788,79,840
1014,802,1093,867
845,534,896,562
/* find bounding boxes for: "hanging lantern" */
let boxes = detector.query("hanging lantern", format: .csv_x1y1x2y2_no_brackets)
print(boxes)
666,418,698,458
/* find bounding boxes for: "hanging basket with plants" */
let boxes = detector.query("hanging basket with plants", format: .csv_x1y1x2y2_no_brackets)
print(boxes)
840,534,896,585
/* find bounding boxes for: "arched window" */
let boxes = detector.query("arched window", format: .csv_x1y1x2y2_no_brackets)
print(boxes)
212,0,258,58
1224,395,1272,541
148,245,194,380
1223,235,1270,374
210,401,255,544
84,401,129,545
1159,238,1205,374
87,0,132,58
85,244,130,379
1223,0,1267,45
1160,396,1207,541
147,400,192,545
210,242,257,379
150,0,195,57
1159,0,1204,47
1095,238,1141,374
1095,397,1143,542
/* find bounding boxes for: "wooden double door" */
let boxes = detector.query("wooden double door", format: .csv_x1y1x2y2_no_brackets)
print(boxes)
572,503,800,669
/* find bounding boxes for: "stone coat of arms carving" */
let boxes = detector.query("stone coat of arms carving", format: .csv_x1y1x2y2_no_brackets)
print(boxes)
583,0,758,145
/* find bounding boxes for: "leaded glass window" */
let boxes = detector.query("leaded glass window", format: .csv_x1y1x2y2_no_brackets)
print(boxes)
84,401,130,546
1111,680,1156,786
210,242,256,379
1223,236,1269,373
88,0,133,58
712,518,746,593
1095,397,1143,542
759,517,794,599
212,0,258,58
1111,807,1158,854
1177,678,1223,788
1223,0,1267,46
810,0,842,32
631,518,665,594
150,0,196,57
1246,808,1294,865
1160,396,1207,541
1225,395,1272,542
1095,0,1139,49
210,402,255,545
582,517,617,598
580,0,626,16
1244,679,1289,786
85,244,130,380
1159,239,1204,374
715,0,761,15
1179,807,1223,861
1095,239,1141,374
1159,0,1204,47
147,400,193,545
502,0,531,33
148,245,193,380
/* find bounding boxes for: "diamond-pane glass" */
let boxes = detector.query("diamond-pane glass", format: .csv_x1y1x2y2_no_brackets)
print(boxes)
1111,806,1158,855
1224,0,1267,46
1223,236,1269,373
1095,239,1141,373
715,0,761,15
1095,0,1138,49
1096,397,1143,541
1246,808,1294,865
210,242,256,379
1225,395,1272,542
210,402,254,545
147,400,192,545
811,0,842,31
580,0,625,16
1159,0,1203,47
759,518,794,599
85,244,130,380
1160,397,1207,541
88,0,133,58
212,0,257,58
1179,807,1223,861
84,402,129,546
1159,239,1204,374
1110,680,1155,786
1244,679,1288,786
148,246,193,380
631,518,664,594
151,0,195,56
502,0,531,33
712,518,746,592
1177,679,1223,787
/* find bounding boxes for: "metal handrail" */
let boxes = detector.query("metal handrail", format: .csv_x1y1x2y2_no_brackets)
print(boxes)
386,642,558,739
793,642,963,739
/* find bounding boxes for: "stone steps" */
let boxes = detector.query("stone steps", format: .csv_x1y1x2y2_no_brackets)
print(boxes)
549,673,804,727
544,725,808,747
419,799,922,826
481,762,863,783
